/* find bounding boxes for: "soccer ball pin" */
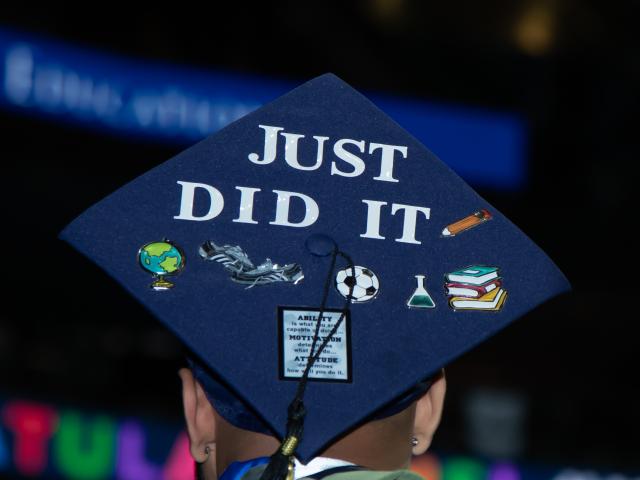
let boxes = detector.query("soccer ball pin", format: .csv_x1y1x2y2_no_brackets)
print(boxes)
335,266,380,303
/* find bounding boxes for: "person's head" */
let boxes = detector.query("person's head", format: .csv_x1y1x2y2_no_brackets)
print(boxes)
179,368,446,480
60,72,570,480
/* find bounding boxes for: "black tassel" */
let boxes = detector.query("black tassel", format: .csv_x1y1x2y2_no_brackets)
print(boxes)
259,250,354,480
259,444,294,480
259,400,306,480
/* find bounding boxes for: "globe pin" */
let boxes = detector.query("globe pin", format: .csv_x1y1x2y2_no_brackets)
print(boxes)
138,240,186,290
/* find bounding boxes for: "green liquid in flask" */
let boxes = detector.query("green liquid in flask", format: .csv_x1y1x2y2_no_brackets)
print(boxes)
407,275,435,309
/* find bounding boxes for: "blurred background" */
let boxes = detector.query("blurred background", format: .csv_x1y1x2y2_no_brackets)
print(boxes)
0,2,638,479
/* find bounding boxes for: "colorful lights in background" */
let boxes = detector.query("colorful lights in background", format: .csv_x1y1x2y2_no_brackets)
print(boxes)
0,397,637,480
0,27,526,189
0,399,191,479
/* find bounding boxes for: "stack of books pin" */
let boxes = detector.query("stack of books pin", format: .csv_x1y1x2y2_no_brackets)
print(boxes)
444,265,507,311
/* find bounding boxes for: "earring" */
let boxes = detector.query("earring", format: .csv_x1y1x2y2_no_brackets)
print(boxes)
204,445,211,457
411,437,419,447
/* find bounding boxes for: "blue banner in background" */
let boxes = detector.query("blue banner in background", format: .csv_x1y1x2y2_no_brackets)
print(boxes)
0,27,526,189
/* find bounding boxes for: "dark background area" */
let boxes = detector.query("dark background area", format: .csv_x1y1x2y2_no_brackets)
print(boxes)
1,0,638,474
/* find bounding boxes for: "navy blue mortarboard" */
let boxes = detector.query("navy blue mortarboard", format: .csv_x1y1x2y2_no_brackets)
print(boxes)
60,73,570,464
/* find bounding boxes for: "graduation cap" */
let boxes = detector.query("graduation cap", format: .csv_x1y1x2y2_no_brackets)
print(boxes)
60,74,570,468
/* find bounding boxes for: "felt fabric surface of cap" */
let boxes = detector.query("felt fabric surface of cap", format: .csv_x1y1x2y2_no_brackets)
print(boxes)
60,73,570,463
189,355,433,436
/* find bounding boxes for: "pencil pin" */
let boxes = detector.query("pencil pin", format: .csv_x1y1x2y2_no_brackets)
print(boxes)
442,209,492,237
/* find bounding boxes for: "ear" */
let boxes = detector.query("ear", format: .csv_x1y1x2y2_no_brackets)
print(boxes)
179,368,217,464
412,370,446,456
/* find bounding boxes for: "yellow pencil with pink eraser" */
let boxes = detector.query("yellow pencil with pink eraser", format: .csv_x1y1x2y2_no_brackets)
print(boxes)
442,209,492,237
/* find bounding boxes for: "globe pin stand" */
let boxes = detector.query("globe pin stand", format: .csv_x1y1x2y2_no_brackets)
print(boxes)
150,275,177,291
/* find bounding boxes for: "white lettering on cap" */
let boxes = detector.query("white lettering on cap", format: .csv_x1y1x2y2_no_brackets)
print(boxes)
174,181,224,221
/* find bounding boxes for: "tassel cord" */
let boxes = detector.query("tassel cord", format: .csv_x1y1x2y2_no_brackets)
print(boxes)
259,248,356,480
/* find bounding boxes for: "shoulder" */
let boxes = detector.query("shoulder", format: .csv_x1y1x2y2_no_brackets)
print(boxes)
313,469,424,480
